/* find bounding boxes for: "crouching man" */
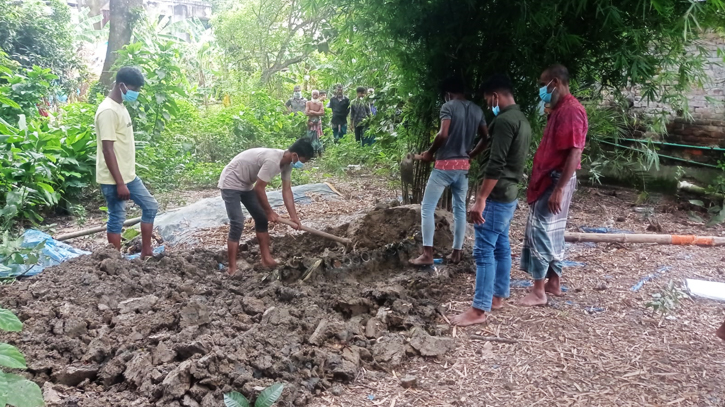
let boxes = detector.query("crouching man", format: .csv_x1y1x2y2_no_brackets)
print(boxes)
218,139,314,274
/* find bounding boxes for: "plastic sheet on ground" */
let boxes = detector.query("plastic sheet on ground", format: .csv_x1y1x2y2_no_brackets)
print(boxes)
0,229,90,279
631,266,671,292
579,226,633,234
686,279,725,302
154,183,341,245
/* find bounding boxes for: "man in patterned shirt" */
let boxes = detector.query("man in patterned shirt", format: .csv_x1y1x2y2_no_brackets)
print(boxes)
520,64,588,307
410,76,488,266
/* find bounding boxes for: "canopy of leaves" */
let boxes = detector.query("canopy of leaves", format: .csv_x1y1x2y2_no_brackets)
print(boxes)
335,0,725,114
0,0,82,85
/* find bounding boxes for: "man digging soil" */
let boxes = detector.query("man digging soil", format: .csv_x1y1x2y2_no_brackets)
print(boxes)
218,139,314,274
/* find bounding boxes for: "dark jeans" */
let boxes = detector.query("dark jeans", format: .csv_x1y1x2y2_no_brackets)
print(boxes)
355,126,374,146
221,189,268,241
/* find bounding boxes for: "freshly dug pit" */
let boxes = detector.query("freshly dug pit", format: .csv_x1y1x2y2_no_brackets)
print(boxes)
1,205,470,406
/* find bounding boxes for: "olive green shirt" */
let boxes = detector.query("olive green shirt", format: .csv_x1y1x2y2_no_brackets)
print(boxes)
481,104,532,203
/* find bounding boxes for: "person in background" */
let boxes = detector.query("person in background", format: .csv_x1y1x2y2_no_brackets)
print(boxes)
285,85,307,115
305,90,325,155
95,66,159,259
218,139,315,274
350,86,372,146
328,84,350,142
450,74,532,326
410,76,488,266
520,64,588,307
319,90,327,104
368,88,377,116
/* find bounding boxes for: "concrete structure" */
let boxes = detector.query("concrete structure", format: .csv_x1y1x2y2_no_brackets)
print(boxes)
629,33,725,151
67,0,212,28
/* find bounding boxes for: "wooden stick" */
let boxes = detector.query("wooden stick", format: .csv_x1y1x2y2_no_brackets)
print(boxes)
469,335,519,344
55,217,143,241
565,232,725,246
276,218,352,245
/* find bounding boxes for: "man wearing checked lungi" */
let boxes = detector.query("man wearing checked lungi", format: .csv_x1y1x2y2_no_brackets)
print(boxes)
520,64,588,307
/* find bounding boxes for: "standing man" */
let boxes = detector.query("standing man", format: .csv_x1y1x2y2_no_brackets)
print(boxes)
328,84,350,142
319,90,327,104
368,88,377,116
350,86,372,146
218,139,315,274
410,76,488,266
520,64,588,306
95,66,158,259
450,74,531,326
285,85,307,115
305,90,324,155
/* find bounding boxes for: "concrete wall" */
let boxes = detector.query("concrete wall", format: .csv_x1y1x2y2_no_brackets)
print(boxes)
629,33,725,149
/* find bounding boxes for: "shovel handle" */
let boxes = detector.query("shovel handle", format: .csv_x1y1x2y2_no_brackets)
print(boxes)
276,218,352,245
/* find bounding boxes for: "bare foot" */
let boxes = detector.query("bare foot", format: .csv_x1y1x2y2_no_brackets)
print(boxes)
450,307,488,326
717,321,725,341
491,296,505,310
140,250,153,260
519,290,548,307
545,272,563,296
409,254,434,266
446,249,462,264
261,257,279,268
544,280,563,296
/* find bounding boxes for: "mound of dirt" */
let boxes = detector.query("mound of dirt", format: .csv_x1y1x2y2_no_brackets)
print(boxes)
2,206,469,406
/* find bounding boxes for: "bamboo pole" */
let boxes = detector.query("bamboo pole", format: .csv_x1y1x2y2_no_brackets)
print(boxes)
276,218,352,245
55,217,143,241
565,232,725,246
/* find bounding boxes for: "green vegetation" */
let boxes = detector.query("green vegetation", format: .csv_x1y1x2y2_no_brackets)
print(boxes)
224,383,284,407
0,0,722,232
0,305,45,407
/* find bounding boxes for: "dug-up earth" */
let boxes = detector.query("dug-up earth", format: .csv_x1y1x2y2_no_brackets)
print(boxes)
1,204,469,407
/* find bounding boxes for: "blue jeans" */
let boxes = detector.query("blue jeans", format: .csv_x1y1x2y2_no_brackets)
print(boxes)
421,169,468,250
101,177,158,234
472,199,518,312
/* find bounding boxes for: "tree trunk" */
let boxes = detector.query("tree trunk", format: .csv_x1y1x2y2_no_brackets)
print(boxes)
99,0,142,89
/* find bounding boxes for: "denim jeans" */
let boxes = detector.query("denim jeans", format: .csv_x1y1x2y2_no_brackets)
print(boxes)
472,199,518,312
421,169,468,250
100,177,158,234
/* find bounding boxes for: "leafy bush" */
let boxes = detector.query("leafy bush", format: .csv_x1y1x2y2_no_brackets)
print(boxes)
0,113,95,229
0,304,44,407
224,383,284,407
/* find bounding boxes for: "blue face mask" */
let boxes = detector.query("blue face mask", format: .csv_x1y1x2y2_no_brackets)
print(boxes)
539,80,554,103
121,84,140,103
491,95,500,116
291,155,304,169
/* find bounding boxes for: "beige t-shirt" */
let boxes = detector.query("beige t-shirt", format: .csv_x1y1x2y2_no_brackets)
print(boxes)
95,98,136,185
218,148,292,191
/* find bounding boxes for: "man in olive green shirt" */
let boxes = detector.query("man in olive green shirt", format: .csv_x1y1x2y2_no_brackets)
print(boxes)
451,74,532,326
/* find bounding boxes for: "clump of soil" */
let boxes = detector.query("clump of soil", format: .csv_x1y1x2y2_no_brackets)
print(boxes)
2,205,468,407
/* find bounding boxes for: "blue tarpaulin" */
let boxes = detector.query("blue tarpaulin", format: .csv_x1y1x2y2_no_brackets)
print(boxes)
0,229,90,279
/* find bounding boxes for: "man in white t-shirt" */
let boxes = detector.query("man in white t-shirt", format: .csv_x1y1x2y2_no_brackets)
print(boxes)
95,66,158,259
218,139,315,274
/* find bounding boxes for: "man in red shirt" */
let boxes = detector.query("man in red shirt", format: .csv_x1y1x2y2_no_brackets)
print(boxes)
520,64,588,307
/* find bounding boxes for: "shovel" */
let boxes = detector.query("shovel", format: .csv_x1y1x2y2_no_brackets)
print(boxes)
276,218,351,245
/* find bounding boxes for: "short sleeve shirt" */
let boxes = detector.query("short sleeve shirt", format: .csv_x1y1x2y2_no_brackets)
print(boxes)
435,100,486,161
218,148,292,191
286,97,307,114
527,94,588,204
95,98,136,185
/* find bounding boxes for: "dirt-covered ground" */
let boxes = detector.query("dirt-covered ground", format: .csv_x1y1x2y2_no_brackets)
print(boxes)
2,180,725,407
